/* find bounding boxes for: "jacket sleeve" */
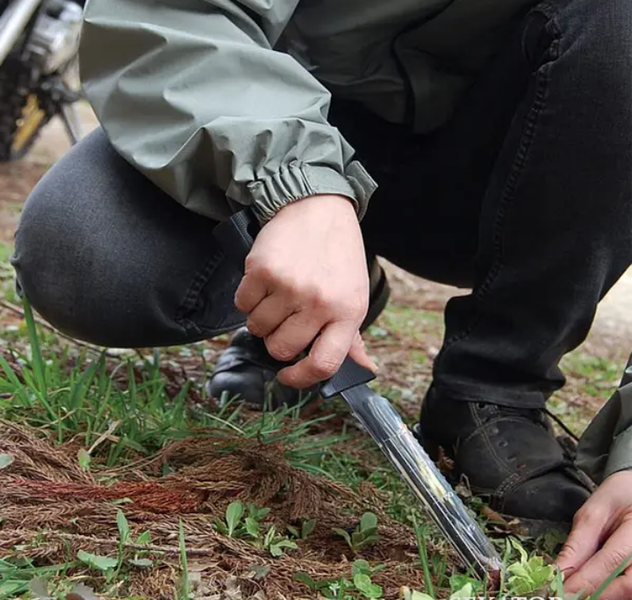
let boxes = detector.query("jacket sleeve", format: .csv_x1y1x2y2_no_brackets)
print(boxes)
577,355,632,484
79,0,376,223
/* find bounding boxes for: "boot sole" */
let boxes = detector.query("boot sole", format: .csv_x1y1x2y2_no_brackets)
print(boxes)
499,515,571,538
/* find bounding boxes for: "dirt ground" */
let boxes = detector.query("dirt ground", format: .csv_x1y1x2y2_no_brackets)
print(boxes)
1,106,631,365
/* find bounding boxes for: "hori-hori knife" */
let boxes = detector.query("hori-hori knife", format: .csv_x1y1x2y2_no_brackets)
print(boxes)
214,209,503,578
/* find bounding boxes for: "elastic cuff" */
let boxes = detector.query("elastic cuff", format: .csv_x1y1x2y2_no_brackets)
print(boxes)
604,426,632,479
247,160,377,224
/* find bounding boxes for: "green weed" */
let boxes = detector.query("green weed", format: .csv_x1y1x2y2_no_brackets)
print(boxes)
295,560,385,599
254,525,298,558
286,517,317,540
332,512,380,554
0,558,73,599
504,538,556,595
213,500,298,557
77,549,117,576
413,521,436,598
213,501,270,539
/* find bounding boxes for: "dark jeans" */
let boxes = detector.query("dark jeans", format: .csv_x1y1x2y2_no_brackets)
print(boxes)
12,0,632,409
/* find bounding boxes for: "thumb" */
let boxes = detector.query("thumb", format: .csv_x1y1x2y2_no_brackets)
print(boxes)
555,508,608,577
348,331,378,374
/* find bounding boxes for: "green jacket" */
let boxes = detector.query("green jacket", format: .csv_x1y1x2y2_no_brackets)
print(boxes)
79,0,632,484
576,357,632,484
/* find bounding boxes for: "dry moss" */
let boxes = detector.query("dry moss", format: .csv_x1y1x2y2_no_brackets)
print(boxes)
0,420,439,598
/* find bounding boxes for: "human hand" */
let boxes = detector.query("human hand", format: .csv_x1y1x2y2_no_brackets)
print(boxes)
234,194,376,389
556,471,632,599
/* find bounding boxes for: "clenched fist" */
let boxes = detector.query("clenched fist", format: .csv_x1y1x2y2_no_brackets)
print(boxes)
234,194,377,389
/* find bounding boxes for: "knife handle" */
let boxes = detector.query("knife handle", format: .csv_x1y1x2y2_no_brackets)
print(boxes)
214,209,260,268
213,209,377,396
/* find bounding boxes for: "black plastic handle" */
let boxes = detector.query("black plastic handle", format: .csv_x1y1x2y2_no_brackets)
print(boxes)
214,209,261,270
213,209,376,396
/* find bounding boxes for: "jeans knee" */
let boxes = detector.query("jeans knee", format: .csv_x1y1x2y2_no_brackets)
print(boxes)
12,128,242,348
12,161,157,347
12,167,84,340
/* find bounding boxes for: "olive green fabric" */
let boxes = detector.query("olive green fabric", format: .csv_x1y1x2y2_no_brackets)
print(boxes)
79,0,535,224
79,0,632,485
577,356,632,484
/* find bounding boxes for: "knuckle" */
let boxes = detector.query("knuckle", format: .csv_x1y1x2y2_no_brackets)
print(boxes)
243,254,260,274
276,274,307,299
558,541,580,561
574,505,600,526
572,509,587,526
255,264,277,283
571,578,595,596
310,356,341,379
348,296,369,319
234,292,248,313
287,284,369,321
245,256,275,281
266,340,297,362
333,295,368,321
311,291,330,311
302,284,329,310
246,318,264,338
604,548,632,572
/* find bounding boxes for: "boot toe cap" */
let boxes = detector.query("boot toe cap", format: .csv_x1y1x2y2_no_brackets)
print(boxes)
502,470,591,525
207,368,267,405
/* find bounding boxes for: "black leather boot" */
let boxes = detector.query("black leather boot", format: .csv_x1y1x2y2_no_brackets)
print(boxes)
415,386,595,534
208,257,390,408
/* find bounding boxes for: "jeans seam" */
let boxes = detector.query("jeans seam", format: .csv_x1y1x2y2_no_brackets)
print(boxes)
438,26,561,356
174,251,225,336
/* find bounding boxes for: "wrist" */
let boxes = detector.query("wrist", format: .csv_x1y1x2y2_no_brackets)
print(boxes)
273,193,358,220
295,192,356,209
604,469,632,483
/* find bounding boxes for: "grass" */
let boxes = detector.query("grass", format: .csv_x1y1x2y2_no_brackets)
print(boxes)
0,558,78,599
177,521,189,600
0,241,18,305
0,326,347,473
0,245,627,599
561,352,622,398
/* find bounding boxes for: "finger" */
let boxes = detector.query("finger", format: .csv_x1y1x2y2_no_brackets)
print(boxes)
556,505,611,577
563,521,632,597
264,311,323,363
592,566,632,600
348,332,378,373
234,273,268,314
247,295,296,338
278,320,356,389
